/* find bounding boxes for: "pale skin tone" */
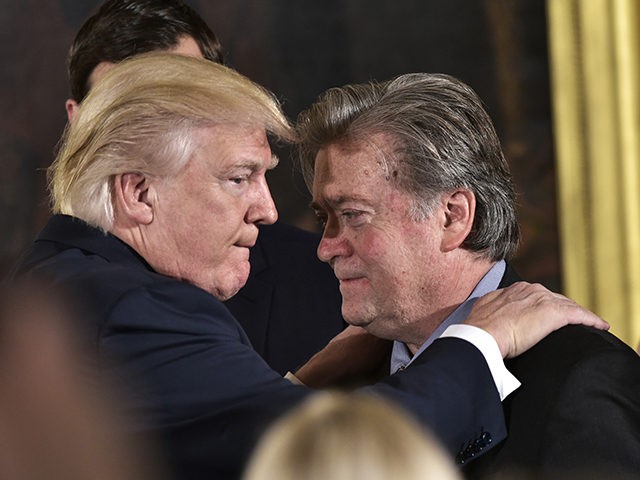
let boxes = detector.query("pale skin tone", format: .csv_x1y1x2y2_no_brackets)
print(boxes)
110,124,278,301
65,37,282,301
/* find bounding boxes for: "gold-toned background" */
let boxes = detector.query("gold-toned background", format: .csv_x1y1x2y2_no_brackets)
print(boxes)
548,0,640,349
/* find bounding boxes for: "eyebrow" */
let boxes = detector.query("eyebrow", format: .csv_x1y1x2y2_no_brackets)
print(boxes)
310,194,371,211
231,154,279,173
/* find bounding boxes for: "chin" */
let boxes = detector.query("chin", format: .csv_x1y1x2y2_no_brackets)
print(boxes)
216,269,251,301
342,308,374,329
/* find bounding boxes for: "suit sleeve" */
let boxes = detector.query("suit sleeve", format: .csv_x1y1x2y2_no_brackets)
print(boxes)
365,336,506,459
98,280,505,479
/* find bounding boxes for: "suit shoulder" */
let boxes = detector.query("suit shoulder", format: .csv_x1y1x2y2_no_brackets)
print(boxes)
19,244,241,336
507,325,638,376
540,325,632,356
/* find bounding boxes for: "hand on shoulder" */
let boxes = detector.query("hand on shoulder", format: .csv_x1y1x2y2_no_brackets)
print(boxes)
465,282,609,358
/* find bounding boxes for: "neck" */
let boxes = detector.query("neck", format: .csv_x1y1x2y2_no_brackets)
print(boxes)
404,257,497,355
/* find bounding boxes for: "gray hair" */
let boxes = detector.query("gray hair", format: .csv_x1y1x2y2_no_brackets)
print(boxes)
296,73,520,260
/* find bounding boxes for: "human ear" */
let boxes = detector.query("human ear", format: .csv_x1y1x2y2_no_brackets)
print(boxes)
113,173,154,225
440,189,475,252
65,99,79,123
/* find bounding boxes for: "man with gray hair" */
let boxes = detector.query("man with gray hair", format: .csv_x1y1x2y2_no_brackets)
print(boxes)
298,72,640,478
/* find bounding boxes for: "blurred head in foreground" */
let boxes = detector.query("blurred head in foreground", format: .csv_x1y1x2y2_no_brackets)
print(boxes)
243,392,461,480
0,282,162,480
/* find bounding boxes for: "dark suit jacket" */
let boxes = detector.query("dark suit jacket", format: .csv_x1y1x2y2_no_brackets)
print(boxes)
12,215,506,480
463,265,640,480
224,222,345,375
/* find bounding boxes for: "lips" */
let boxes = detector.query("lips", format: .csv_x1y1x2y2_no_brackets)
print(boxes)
334,268,365,282
235,232,258,249
336,272,368,289
338,276,364,282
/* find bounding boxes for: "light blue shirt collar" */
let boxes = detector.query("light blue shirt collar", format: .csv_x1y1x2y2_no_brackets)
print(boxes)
390,260,506,374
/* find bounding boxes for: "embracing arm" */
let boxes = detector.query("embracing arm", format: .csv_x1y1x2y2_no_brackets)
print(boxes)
297,282,609,389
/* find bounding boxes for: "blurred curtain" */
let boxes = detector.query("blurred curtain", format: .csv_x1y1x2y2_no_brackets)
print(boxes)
547,0,640,348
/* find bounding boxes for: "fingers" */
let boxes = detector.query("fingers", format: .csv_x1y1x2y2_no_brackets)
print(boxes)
466,282,608,359
552,295,609,330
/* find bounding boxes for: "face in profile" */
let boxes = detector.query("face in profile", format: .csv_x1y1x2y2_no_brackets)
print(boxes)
311,135,449,346
143,124,278,300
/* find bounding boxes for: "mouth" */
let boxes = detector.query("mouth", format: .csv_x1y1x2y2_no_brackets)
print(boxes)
338,275,363,282
337,275,367,288
232,243,253,262
235,235,258,249
334,268,365,282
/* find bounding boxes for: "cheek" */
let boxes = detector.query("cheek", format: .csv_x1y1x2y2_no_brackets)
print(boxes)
197,202,246,244
355,229,403,277
210,197,248,227
352,230,386,263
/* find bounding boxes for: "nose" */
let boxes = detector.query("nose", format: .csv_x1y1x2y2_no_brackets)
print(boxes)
246,177,278,225
317,218,351,264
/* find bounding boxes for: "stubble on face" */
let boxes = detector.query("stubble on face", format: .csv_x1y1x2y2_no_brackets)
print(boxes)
312,137,453,345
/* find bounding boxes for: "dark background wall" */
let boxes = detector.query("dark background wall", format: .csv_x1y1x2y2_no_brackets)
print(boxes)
0,0,560,290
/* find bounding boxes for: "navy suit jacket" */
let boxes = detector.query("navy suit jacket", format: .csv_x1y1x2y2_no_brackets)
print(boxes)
463,265,640,479
224,222,345,375
13,215,507,480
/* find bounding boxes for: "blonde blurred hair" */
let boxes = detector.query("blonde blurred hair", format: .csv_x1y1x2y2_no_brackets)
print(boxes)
49,52,295,231
243,392,461,480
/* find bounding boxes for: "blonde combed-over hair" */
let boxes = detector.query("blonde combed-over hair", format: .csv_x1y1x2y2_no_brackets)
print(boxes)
49,52,295,231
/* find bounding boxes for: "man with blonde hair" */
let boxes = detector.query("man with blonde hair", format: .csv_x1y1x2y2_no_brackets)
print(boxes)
63,0,346,377
12,55,607,479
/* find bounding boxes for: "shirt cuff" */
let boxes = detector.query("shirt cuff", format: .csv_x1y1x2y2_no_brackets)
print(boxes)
284,371,305,385
440,324,520,401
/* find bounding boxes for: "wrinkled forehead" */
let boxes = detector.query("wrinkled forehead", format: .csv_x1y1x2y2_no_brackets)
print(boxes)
312,133,399,181
312,137,398,201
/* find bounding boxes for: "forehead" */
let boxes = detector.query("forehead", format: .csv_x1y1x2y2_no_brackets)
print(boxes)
171,35,203,59
313,136,390,189
190,124,274,170
88,36,204,89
